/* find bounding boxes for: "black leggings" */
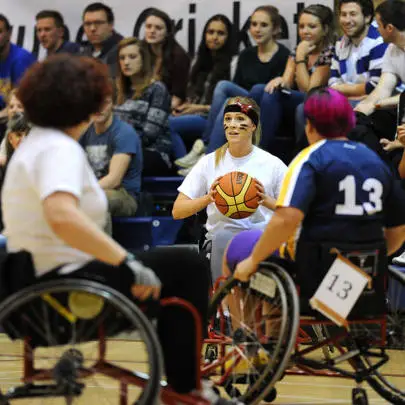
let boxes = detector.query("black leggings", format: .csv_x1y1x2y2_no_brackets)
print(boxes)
40,246,209,394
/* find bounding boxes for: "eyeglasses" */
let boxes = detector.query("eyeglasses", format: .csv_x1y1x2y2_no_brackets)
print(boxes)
83,20,108,28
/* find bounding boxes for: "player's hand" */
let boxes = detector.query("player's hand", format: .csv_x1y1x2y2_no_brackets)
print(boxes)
255,179,276,210
207,176,221,204
234,256,258,282
265,77,284,93
380,138,403,152
124,255,162,301
354,101,376,116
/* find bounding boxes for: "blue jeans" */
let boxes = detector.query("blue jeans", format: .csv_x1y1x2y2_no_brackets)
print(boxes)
253,87,305,150
169,114,207,158
204,80,249,153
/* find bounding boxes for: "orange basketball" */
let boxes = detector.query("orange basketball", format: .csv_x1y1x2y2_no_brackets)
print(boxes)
214,171,259,219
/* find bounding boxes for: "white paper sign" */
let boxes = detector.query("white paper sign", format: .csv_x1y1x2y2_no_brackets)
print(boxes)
310,256,371,327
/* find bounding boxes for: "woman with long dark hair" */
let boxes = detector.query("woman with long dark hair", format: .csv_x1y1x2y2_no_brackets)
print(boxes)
170,14,234,172
143,8,190,110
114,37,173,176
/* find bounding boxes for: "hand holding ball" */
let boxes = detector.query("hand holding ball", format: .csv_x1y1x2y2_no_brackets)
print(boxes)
214,171,259,219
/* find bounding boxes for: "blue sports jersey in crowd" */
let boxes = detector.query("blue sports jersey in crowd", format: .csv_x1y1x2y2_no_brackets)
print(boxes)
277,139,405,259
0,44,36,109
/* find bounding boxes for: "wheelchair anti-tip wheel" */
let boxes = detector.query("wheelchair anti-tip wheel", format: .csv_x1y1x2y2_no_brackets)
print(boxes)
0,278,163,405
203,262,299,405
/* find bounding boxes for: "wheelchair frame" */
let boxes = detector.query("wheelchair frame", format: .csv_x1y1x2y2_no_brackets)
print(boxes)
0,278,209,405
204,262,405,405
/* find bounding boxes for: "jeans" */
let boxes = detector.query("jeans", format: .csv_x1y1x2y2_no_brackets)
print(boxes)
253,87,305,150
203,80,249,153
169,114,207,158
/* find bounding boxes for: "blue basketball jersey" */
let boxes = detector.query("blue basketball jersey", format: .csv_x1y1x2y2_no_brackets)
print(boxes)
277,139,405,259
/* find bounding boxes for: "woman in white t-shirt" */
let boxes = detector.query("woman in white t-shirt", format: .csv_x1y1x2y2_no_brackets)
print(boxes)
172,96,287,279
1,55,239,405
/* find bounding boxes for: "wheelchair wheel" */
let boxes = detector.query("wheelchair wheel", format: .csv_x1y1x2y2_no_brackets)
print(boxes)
203,262,299,405
353,267,405,404
0,278,163,405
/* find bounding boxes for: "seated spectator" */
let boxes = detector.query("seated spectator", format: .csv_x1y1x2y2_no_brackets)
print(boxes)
81,2,123,77
347,0,405,158
114,37,173,176
36,10,80,56
0,14,36,117
329,0,386,102
253,4,335,150
176,5,290,174
143,8,190,110
0,112,30,230
80,96,142,219
170,14,234,171
0,89,25,165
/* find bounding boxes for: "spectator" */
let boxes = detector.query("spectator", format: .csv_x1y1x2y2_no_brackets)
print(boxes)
0,14,35,116
114,37,172,176
80,96,142,219
170,14,234,169
36,10,80,56
0,112,30,230
143,8,190,110
175,5,290,173
253,4,335,150
81,2,123,77
329,0,386,102
355,0,405,116
0,89,25,165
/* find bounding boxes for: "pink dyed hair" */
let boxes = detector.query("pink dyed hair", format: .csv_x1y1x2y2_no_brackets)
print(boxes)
303,88,355,138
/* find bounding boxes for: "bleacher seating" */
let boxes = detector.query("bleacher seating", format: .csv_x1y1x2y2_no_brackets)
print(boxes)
112,177,185,250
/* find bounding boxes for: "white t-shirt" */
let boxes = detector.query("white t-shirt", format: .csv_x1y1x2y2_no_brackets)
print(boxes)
178,146,287,240
382,43,405,83
2,127,108,276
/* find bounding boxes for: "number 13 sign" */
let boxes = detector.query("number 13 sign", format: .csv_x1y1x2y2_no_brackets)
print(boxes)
310,251,372,327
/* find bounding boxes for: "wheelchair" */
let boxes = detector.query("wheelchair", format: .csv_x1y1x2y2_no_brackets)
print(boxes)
0,277,208,405
202,242,405,405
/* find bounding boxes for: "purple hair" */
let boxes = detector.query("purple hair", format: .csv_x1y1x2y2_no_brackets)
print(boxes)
304,88,355,138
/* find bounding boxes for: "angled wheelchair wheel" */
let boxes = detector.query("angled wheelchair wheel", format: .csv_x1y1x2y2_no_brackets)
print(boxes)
0,279,163,405
203,262,299,405
352,267,405,404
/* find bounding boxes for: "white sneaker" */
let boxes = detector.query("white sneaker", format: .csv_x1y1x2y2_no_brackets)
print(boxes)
177,156,203,176
175,139,206,168
393,251,405,265
198,380,245,405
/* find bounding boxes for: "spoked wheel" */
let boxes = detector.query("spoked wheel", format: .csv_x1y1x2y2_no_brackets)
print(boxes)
351,267,405,404
203,262,299,405
0,279,163,405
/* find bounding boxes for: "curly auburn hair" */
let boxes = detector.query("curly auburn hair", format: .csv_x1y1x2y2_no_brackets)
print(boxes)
17,55,112,129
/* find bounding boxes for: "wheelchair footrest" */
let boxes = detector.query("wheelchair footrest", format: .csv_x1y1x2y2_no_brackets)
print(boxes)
5,382,84,399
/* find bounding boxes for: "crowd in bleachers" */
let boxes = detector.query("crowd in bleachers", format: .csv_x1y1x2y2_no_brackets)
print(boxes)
0,0,405,254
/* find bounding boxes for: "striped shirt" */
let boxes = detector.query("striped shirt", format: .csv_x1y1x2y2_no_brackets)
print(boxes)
329,22,387,94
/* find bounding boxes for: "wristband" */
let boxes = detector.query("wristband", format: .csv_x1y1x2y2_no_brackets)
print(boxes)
295,60,306,64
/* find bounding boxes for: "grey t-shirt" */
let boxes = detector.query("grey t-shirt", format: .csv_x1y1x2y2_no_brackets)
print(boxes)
382,43,405,84
80,115,143,198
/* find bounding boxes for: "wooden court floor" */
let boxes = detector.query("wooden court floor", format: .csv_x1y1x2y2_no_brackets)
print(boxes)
0,334,403,404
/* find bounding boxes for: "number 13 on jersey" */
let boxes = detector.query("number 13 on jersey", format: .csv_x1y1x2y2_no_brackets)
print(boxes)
310,254,372,327
336,175,383,215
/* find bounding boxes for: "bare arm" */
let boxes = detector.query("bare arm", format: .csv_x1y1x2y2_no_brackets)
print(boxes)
43,191,127,265
172,192,212,220
296,65,331,93
385,225,405,256
98,153,131,190
331,83,367,98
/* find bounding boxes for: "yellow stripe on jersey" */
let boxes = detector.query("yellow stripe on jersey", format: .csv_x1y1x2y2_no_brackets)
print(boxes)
277,140,326,207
